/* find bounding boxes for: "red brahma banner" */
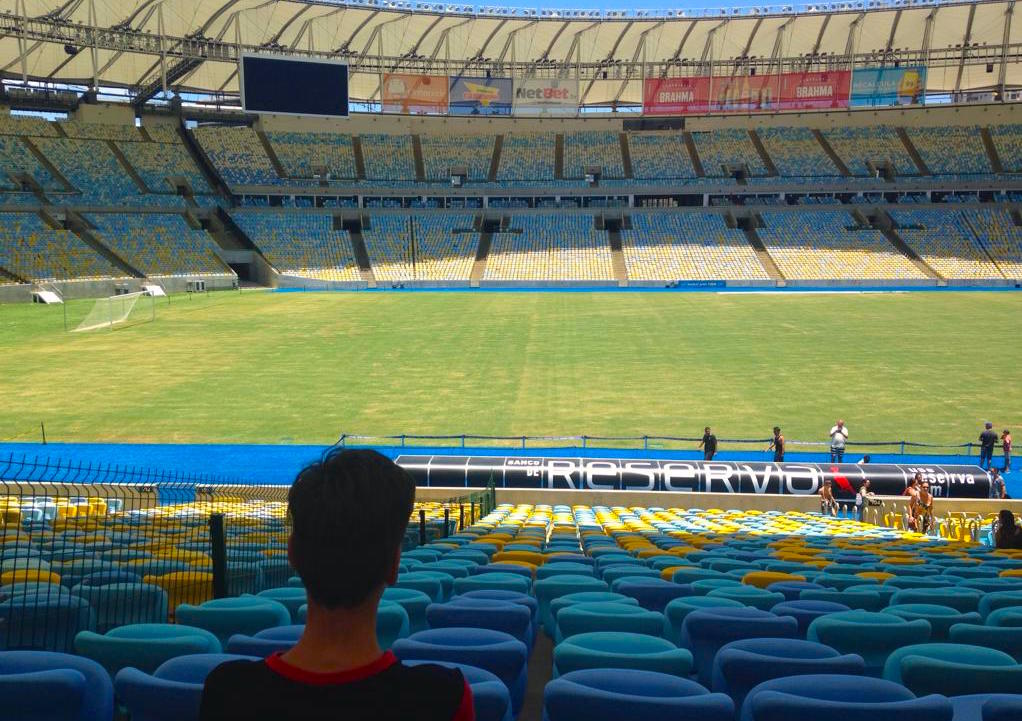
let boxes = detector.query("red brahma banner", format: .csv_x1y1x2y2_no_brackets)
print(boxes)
643,70,850,115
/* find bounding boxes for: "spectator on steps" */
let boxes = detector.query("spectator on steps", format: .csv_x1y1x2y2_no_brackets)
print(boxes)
698,426,718,461
200,449,474,721
990,468,1007,500
829,420,849,463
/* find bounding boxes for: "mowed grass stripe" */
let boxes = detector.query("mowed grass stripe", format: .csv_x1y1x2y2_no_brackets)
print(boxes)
0,290,1018,446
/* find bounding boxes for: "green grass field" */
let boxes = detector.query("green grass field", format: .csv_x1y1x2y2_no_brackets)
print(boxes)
0,290,1019,447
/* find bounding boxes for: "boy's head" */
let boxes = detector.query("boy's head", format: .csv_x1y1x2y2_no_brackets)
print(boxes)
288,449,415,609
773,426,781,435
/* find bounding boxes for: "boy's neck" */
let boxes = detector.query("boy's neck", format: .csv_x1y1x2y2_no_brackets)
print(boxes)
281,596,384,673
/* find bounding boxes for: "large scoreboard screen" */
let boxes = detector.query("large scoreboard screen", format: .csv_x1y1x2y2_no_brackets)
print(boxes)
240,54,349,118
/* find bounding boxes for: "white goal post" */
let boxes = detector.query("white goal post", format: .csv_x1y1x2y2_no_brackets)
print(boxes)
71,291,155,333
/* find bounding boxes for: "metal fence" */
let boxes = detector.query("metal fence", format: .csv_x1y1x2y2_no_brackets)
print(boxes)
0,454,493,653
337,432,987,456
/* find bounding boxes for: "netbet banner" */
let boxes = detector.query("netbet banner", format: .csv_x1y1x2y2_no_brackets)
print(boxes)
851,66,926,107
449,76,512,116
381,73,448,114
643,71,850,115
513,78,579,116
396,456,991,499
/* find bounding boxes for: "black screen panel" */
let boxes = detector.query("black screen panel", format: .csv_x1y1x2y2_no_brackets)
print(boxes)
241,55,349,117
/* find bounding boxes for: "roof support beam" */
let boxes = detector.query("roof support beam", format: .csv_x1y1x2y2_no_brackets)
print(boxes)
734,17,762,76
1000,1,1015,93
920,6,937,98
767,17,794,75
954,2,977,94
539,21,569,63
701,19,727,71
885,9,902,52
613,21,663,105
804,14,830,71
497,19,535,68
668,20,697,66
844,12,865,63
580,20,634,105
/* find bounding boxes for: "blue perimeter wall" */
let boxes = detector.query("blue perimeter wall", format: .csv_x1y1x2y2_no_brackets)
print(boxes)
1,442,1017,496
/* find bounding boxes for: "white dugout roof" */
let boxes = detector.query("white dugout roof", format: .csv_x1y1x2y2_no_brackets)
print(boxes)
0,0,1019,106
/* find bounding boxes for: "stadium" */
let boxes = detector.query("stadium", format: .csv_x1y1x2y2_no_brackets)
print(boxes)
2,0,1022,718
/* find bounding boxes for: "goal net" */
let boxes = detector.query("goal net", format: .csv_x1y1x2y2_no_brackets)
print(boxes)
72,291,155,333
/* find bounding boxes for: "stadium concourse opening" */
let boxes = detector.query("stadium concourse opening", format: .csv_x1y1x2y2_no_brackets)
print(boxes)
4,0,1022,718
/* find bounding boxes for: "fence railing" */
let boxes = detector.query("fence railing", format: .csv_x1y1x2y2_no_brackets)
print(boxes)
0,455,494,653
337,433,985,456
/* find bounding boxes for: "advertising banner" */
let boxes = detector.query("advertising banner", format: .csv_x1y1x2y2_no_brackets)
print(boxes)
643,76,712,115
851,66,926,107
449,76,513,116
513,77,579,116
396,455,991,498
644,71,850,115
381,73,449,114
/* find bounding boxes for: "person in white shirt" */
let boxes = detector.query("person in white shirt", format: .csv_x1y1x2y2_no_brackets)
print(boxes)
829,420,849,463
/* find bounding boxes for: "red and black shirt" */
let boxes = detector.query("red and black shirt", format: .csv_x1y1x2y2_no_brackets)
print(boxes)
200,651,474,721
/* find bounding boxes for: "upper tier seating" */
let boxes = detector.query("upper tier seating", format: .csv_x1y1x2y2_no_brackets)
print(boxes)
59,122,142,143
563,131,625,179
0,113,58,137
117,141,212,194
823,127,917,177
627,133,698,180
620,213,769,280
758,211,927,280
484,215,613,281
905,126,991,176
497,134,556,182
891,209,1005,279
692,130,767,177
86,213,230,276
0,136,62,191
192,127,280,186
987,124,1022,172
420,135,494,182
757,127,840,178
231,211,360,281
266,132,357,180
361,134,416,181
0,212,121,281
33,138,147,205
141,124,186,144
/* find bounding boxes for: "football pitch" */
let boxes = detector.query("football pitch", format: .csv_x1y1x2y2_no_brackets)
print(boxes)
1,289,1019,449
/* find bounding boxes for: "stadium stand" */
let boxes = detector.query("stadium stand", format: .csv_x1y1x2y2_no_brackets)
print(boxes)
231,211,361,281
890,209,1004,279
141,124,187,144
563,131,625,179
0,113,58,137
484,215,614,281
757,211,928,280
59,121,141,142
961,208,1022,277
987,124,1022,172
627,133,698,180
192,126,280,186
620,213,770,280
86,213,231,277
822,127,917,176
905,126,991,176
420,135,494,182
0,211,121,281
362,214,477,281
0,135,62,191
691,129,767,177
266,132,358,180
756,127,841,178
116,140,213,194
497,134,556,182
33,138,145,204
360,134,416,181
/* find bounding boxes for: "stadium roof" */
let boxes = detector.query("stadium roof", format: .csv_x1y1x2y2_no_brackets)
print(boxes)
0,0,1019,108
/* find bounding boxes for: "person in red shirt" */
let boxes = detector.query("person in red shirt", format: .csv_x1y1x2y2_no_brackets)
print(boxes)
1003,429,1012,472
200,449,474,721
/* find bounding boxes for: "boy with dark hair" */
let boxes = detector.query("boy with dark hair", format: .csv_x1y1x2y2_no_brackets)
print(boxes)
767,426,785,463
698,426,718,461
200,449,474,721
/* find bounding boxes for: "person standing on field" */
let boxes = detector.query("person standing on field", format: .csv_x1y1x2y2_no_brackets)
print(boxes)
767,427,785,463
699,427,718,461
1003,429,1012,472
829,420,849,463
980,422,998,470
